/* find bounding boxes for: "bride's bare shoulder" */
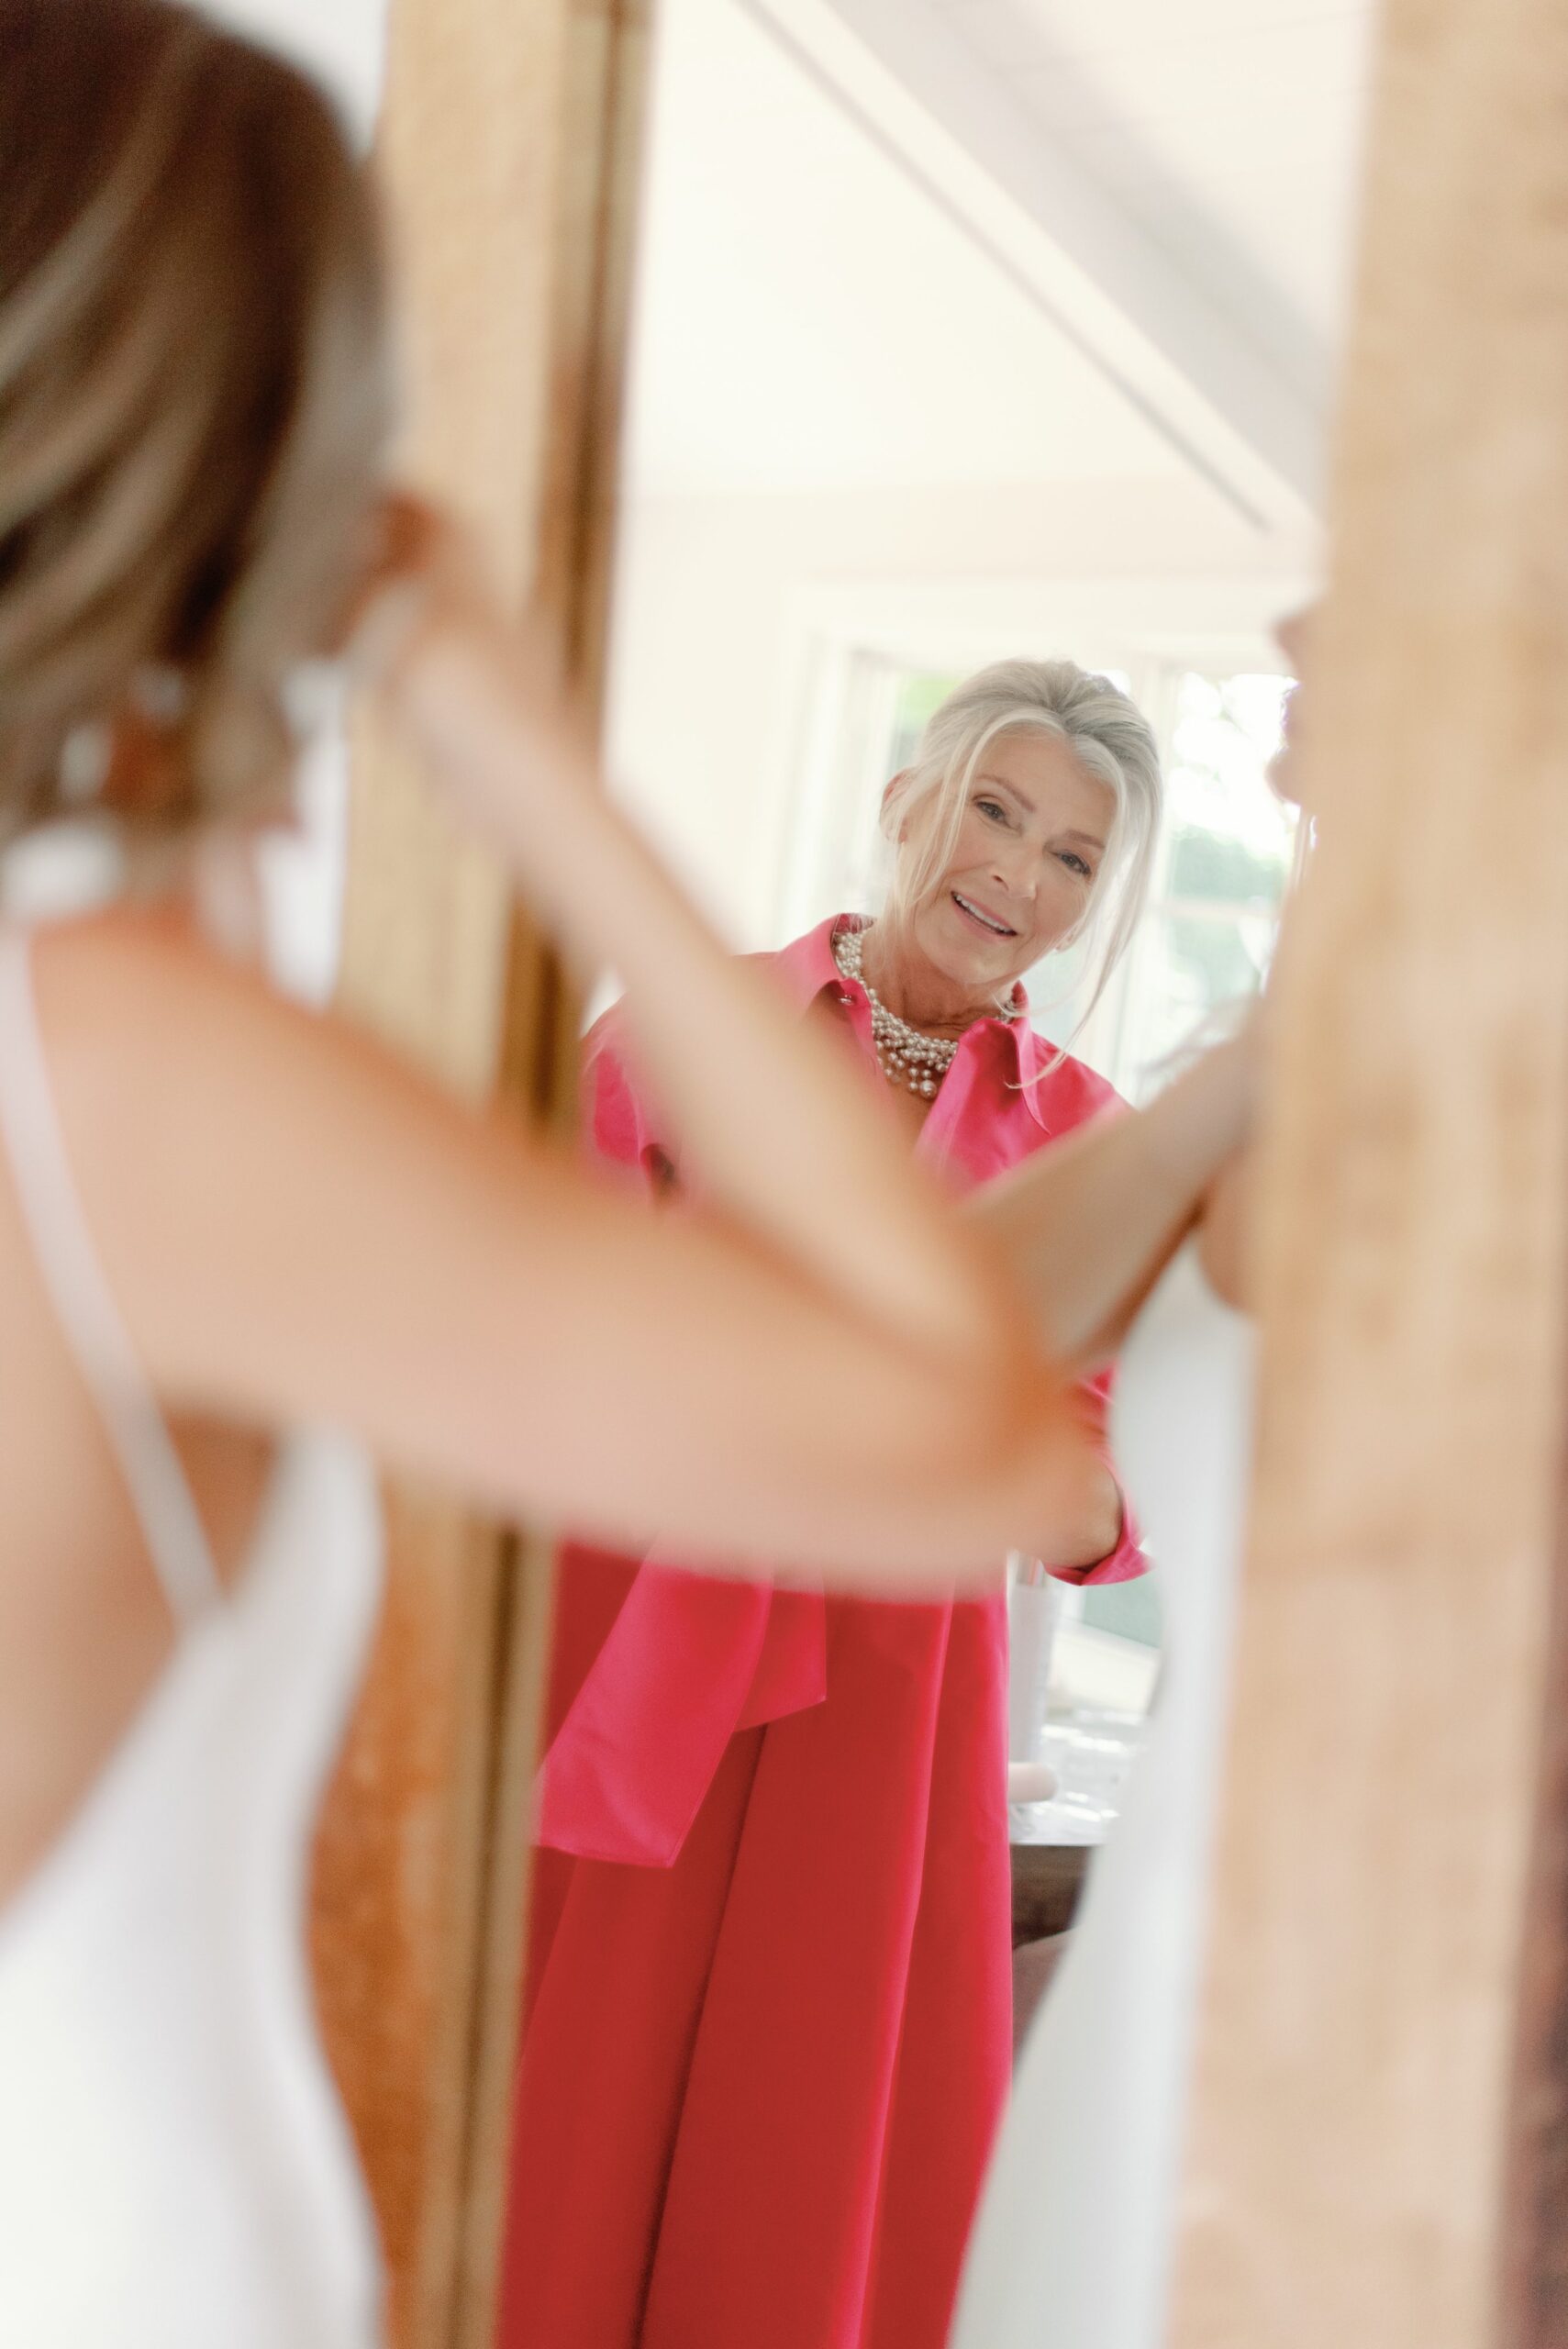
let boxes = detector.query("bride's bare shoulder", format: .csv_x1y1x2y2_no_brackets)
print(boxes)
30,900,280,1036
28,902,385,1107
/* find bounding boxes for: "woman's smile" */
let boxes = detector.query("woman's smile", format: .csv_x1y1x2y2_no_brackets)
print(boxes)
950,888,1018,941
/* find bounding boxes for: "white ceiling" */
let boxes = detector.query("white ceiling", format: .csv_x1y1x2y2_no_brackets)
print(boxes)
624,0,1192,496
208,0,1377,529
624,0,1378,514
946,0,1376,351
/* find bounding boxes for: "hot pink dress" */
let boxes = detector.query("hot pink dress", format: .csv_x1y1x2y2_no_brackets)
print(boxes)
498,915,1144,2349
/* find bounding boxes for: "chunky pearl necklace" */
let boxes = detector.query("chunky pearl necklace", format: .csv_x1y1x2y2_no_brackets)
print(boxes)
832,922,962,1098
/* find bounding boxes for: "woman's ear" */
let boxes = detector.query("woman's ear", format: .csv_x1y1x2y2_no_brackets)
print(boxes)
881,769,911,843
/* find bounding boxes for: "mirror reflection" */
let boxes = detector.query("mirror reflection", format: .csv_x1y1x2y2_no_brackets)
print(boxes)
504,2,1365,2345
0,2,1385,2347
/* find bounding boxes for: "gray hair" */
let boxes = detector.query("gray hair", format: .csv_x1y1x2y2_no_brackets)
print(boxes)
881,657,1162,1033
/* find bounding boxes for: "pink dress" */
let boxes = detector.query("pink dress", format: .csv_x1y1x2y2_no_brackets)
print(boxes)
499,915,1144,2349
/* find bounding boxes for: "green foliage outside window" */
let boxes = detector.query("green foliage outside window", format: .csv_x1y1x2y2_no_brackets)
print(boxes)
1166,823,1292,907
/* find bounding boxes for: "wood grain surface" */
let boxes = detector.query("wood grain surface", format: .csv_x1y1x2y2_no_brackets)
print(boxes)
1167,2,1568,2343
307,6,651,2346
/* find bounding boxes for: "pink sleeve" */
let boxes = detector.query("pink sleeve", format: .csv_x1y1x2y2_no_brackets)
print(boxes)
1080,1489,1148,1584
1049,1368,1148,1586
579,1013,678,1195
1015,1063,1148,1586
538,1010,825,1869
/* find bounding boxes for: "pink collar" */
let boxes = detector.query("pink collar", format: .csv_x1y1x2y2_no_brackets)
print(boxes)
766,913,1054,1130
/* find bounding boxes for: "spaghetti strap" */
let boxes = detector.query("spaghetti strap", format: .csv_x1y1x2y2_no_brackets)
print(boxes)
0,922,220,1622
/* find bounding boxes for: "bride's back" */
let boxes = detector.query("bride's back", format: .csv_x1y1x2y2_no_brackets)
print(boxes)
0,922,277,1898
0,929,386,2343
0,0,393,1898
0,13,395,2338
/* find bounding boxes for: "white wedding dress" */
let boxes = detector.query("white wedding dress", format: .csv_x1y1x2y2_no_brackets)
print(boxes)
0,925,386,2348
951,1238,1255,2349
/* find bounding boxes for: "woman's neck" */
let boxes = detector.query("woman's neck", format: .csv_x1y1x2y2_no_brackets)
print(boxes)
857,917,1004,1039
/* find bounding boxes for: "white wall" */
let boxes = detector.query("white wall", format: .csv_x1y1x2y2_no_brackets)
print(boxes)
604,474,1318,951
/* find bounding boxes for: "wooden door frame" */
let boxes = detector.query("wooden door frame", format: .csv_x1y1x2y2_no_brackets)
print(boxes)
1169,2,1568,2342
308,6,652,2345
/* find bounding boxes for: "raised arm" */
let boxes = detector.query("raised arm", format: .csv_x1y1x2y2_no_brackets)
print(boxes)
39,917,1095,1588
973,1031,1257,1371
368,506,1022,1377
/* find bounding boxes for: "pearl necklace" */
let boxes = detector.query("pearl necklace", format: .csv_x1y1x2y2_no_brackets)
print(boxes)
832,923,962,1098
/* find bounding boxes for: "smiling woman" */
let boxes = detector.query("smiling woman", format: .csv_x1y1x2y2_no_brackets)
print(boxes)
866,660,1162,1110
500,657,1164,2349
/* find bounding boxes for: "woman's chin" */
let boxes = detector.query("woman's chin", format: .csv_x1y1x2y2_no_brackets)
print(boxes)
916,930,1023,1003
917,932,987,991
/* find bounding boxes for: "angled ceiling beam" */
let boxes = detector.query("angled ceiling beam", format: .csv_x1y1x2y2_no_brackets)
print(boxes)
740,0,1333,528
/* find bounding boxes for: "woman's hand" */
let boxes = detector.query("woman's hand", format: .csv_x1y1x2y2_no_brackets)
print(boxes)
345,493,513,688
345,490,587,849
1053,1457,1125,1573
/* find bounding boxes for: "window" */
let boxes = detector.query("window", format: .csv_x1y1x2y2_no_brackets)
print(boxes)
1083,667,1298,1099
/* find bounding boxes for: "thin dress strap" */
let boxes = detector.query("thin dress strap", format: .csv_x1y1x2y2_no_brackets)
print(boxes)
0,924,221,1623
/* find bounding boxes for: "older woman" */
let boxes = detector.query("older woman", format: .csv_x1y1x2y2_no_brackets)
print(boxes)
501,660,1165,2349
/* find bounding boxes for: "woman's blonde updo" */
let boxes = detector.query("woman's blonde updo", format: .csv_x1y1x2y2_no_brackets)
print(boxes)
0,0,394,849
881,658,1163,1029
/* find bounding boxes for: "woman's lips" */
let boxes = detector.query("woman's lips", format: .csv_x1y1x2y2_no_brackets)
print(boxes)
951,889,1017,939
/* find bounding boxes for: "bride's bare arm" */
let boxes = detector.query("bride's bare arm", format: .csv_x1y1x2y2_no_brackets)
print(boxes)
39,918,1095,1588
369,509,1021,1376
973,1032,1257,1370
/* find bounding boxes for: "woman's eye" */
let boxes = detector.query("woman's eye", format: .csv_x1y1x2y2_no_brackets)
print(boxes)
976,797,1007,824
1059,851,1094,880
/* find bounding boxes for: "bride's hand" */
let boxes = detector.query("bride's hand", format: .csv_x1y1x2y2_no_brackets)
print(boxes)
344,493,512,682
343,492,590,841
